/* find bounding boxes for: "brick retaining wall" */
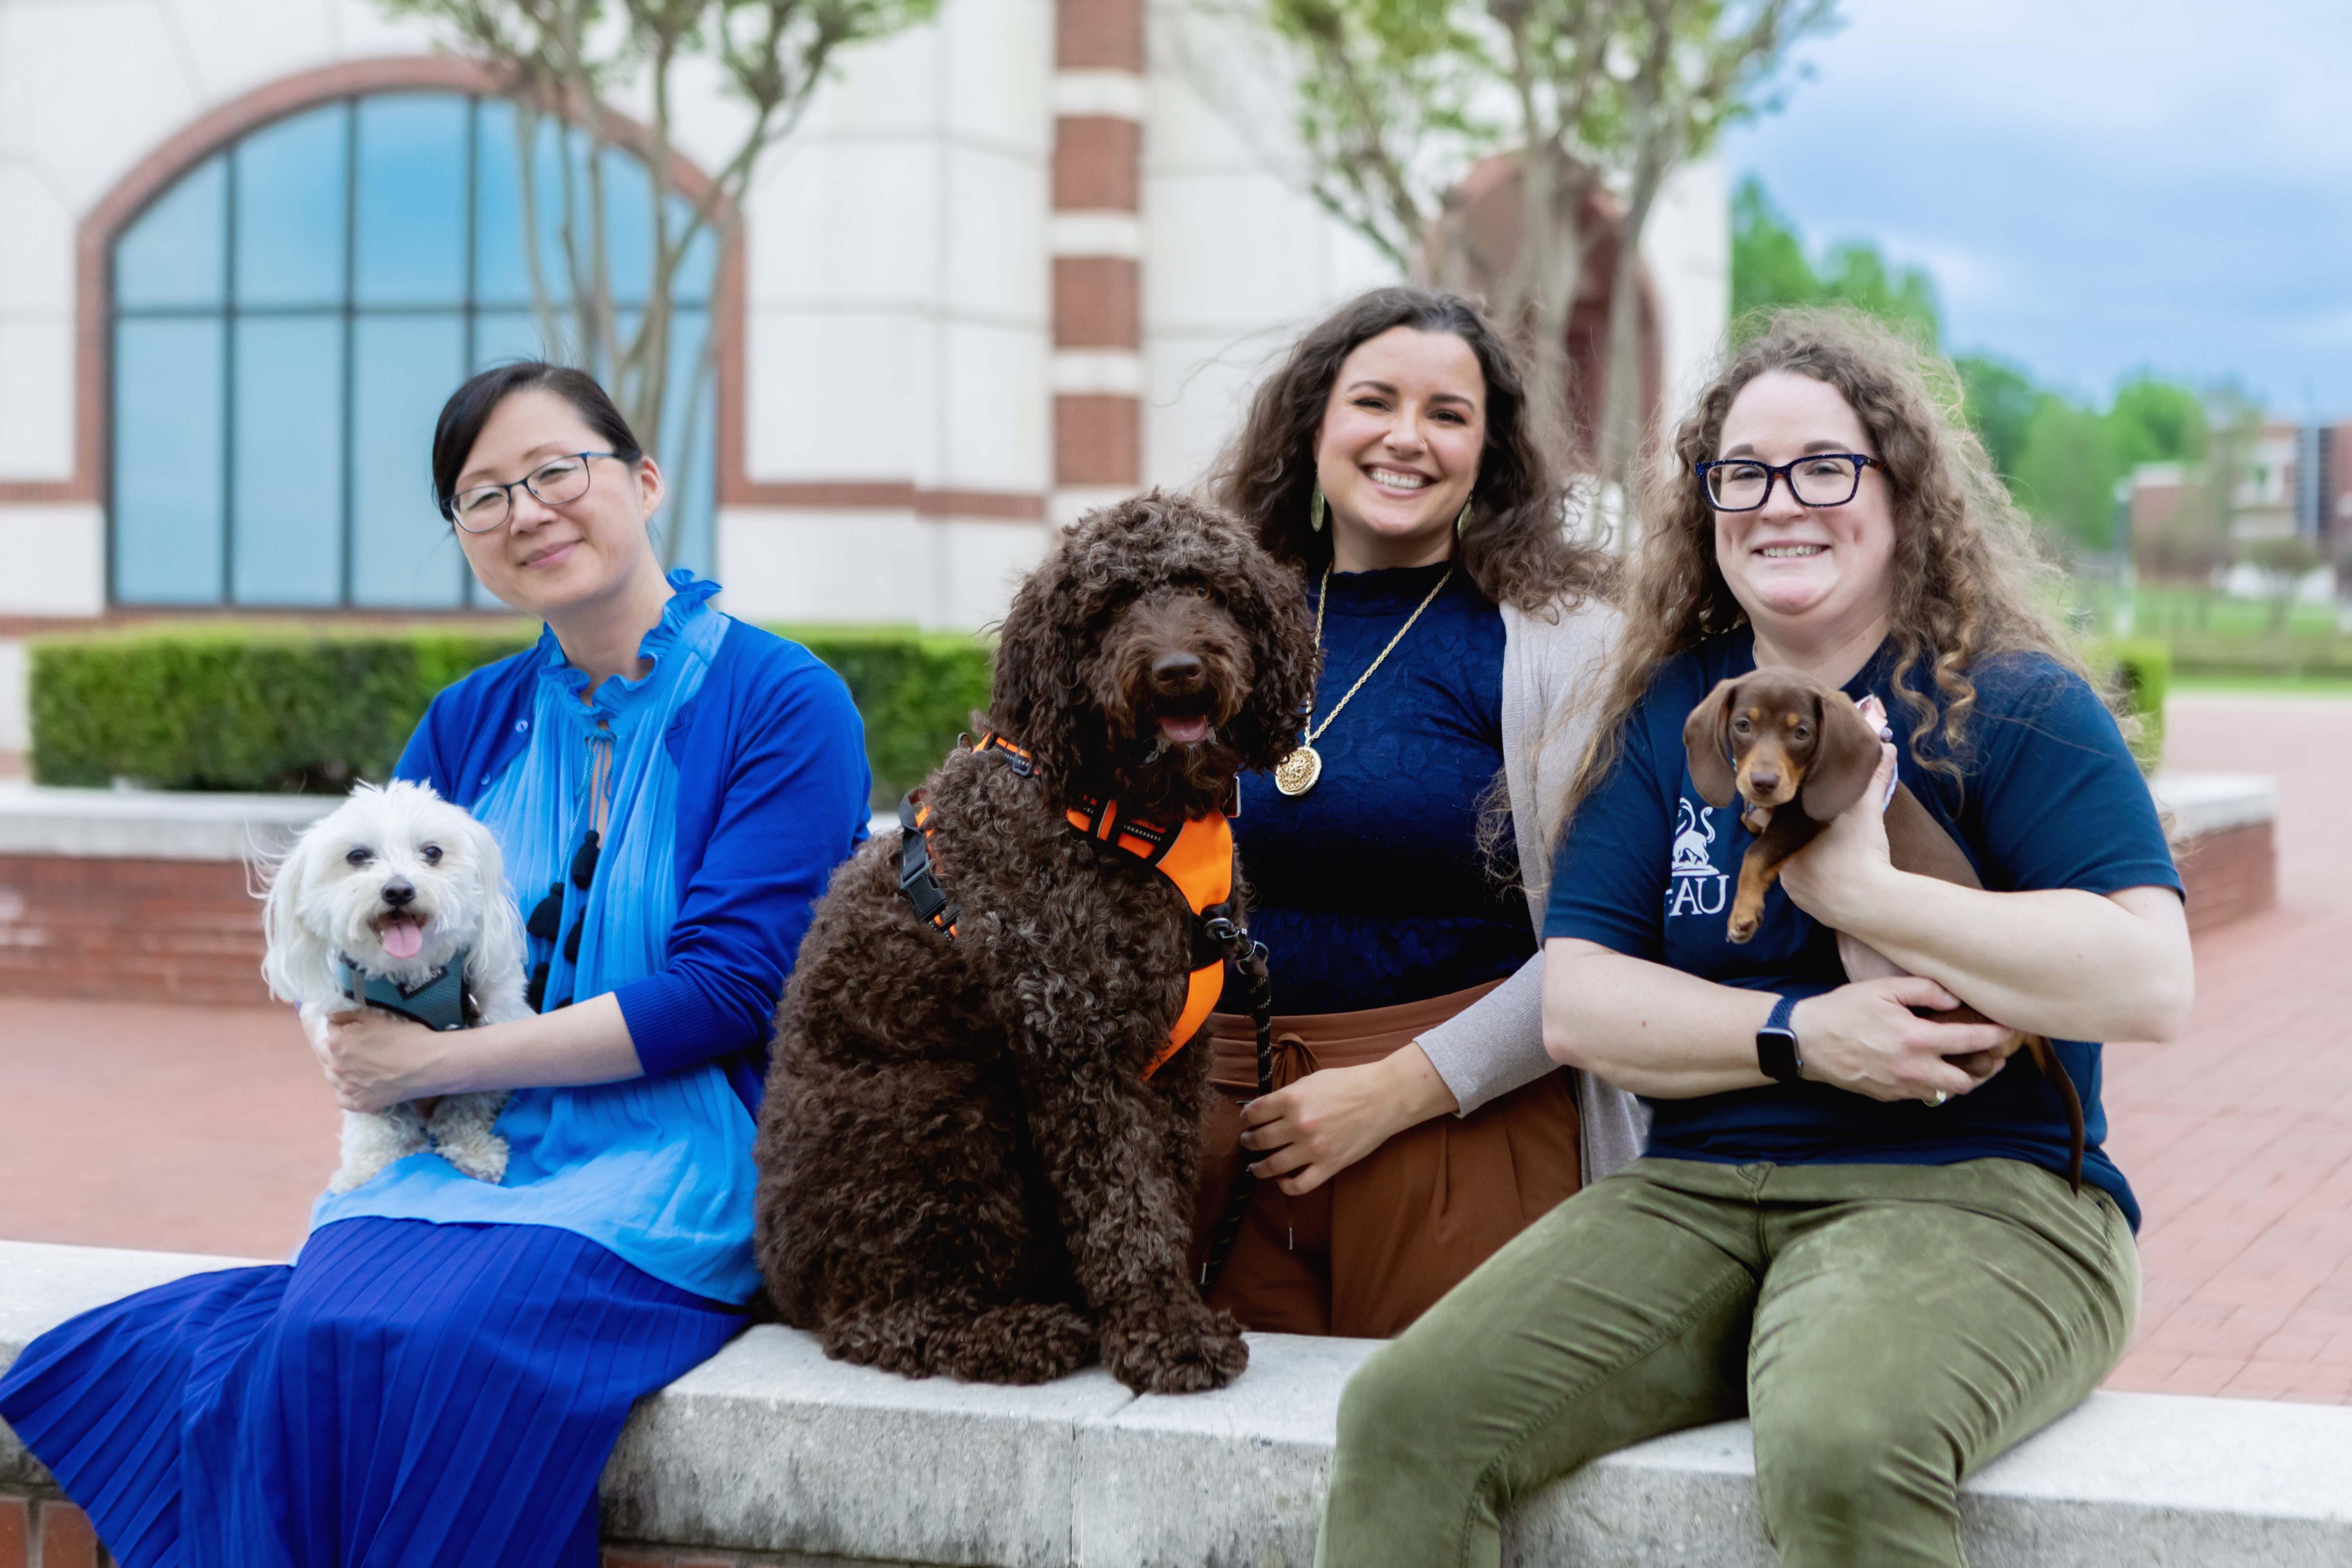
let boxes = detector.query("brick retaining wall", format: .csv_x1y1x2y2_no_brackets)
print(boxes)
0,854,271,1007
2174,821,2277,932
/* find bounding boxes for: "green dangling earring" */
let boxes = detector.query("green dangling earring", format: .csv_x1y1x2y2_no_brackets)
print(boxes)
1456,497,1472,539
1310,482,1326,533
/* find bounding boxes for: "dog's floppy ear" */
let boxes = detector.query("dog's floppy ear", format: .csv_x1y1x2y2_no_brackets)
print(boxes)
457,811,525,995
989,525,1101,800
260,830,336,1004
1221,520,1321,774
1800,690,1886,821
1682,678,1740,808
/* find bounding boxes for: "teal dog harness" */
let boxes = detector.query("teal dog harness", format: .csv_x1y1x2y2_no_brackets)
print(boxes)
334,949,475,1032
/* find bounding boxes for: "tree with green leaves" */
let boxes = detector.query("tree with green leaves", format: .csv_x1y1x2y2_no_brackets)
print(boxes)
1951,354,2035,479
1237,0,1833,470
2012,397,2120,555
1730,177,1937,342
1593,0,1836,488
383,0,938,560
1729,175,2225,563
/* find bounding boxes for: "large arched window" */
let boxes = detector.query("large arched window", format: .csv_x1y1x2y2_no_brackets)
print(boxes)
109,93,717,609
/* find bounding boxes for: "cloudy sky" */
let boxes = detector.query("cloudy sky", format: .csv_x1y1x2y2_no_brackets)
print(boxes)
1719,0,2352,416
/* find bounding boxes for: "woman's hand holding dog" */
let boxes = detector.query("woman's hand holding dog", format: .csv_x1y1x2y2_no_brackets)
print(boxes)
1775,718,1900,934
1786,980,2010,1104
306,993,649,1111
306,1004,450,1113
1239,1044,1459,1195
1776,709,2029,1094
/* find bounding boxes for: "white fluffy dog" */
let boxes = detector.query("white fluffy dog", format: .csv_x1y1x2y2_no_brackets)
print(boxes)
262,780,530,1193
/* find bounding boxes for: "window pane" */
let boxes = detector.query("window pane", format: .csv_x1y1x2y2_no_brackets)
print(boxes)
471,308,562,371
116,155,227,310
600,146,653,307
113,319,225,604
355,94,467,308
474,100,574,311
653,306,715,579
235,104,349,309
230,317,344,604
351,314,468,608
672,199,719,309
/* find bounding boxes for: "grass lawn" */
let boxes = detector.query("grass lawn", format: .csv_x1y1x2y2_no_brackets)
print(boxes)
2171,670,2352,699
2129,584,2343,637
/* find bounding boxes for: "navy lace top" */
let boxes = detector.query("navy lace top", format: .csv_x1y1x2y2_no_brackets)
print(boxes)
1224,560,1535,1015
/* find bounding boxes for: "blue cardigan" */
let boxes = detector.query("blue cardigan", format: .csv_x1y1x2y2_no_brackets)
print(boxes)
395,615,871,1110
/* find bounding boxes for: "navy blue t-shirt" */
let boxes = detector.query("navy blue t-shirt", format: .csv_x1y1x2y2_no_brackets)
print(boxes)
1543,630,2180,1227
1223,561,1535,1015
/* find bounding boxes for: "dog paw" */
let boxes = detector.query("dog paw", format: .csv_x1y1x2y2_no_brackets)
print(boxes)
1103,1304,1249,1394
1726,915,1758,944
822,1301,1099,1386
436,1133,510,1185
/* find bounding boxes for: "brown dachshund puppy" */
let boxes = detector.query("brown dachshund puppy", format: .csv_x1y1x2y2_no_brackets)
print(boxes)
1683,667,2085,1190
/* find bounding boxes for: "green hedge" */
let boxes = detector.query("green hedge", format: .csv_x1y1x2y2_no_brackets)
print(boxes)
2092,637,2170,773
27,619,2171,796
782,627,994,805
30,623,994,808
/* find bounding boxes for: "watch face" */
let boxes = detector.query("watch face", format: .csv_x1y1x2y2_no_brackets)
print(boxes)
1756,1028,1802,1084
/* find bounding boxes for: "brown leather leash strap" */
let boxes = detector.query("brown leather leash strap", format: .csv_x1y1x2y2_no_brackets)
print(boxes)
1198,938,1274,1295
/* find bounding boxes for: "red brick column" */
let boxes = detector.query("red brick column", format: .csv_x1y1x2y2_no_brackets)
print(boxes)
1050,0,1147,525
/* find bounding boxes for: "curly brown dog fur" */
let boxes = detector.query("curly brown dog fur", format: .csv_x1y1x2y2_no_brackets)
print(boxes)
754,492,1319,1393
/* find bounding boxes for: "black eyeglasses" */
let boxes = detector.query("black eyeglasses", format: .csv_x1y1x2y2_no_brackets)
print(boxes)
446,452,619,533
1695,453,1878,512
523,828,602,1012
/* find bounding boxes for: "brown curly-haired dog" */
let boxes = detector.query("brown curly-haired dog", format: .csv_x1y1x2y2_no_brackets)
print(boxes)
755,492,1319,1393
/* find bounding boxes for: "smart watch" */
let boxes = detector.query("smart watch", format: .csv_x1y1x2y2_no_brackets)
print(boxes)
1756,993,1804,1085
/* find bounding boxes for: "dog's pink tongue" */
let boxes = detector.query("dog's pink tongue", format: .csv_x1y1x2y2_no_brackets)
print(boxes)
1161,716,1210,745
381,921,424,959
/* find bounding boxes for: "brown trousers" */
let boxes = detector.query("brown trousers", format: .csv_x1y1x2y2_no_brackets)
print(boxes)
1188,982,1582,1339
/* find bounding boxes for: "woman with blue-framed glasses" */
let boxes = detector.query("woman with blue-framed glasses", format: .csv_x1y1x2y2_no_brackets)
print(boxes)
0,363,873,1568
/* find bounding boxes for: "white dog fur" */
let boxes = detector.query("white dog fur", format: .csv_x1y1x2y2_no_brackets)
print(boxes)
262,780,530,1194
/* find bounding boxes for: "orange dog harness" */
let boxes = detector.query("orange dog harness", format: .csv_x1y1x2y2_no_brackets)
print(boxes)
898,734,1245,1079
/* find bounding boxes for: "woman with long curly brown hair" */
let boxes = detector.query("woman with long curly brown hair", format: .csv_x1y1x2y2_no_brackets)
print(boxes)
1188,285,1642,1339
1319,309,2194,1566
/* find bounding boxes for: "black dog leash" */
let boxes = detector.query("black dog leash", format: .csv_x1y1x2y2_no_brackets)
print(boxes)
1198,938,1274,1295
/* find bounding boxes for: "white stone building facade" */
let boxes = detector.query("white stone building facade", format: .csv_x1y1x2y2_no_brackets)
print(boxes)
0,0,1726,766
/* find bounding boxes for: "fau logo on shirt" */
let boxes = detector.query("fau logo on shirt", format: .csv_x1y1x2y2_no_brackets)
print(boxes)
1666,795,1729,919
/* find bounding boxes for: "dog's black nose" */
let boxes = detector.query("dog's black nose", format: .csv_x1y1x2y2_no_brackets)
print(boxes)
1151,652,1205,691
381,877,416,908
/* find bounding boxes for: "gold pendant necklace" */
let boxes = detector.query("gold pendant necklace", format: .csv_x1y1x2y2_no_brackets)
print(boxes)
1275,560,1455,797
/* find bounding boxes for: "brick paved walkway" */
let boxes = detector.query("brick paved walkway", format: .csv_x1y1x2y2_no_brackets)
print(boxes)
2101,694,2352,1404
4,694,2350,1400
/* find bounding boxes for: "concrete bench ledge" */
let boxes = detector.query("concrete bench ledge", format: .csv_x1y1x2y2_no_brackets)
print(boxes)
2148,771,2279,840
0,780,334,861
0,782,893,862
6,1242,2350,1566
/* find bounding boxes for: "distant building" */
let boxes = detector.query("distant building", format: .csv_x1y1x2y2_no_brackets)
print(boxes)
2121,420,2352,581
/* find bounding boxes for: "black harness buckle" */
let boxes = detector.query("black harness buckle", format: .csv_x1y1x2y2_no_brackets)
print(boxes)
897,793,959,931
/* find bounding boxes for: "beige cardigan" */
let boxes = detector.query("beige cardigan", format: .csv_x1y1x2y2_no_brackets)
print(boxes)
1411,595,1651,1187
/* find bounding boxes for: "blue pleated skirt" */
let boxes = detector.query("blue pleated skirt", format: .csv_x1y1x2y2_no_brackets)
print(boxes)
0,1217,745,1568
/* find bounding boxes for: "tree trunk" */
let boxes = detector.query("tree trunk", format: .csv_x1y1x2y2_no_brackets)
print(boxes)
1596,163,1662,499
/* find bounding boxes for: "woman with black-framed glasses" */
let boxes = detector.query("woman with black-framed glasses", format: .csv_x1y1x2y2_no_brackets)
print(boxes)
1318,310,2191,1566
0,363,873,1568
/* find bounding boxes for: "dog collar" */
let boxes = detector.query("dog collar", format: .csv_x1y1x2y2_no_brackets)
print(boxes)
334,948,473,1032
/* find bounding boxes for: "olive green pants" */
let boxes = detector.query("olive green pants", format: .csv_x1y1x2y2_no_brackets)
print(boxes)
1318,1158,2138,1568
